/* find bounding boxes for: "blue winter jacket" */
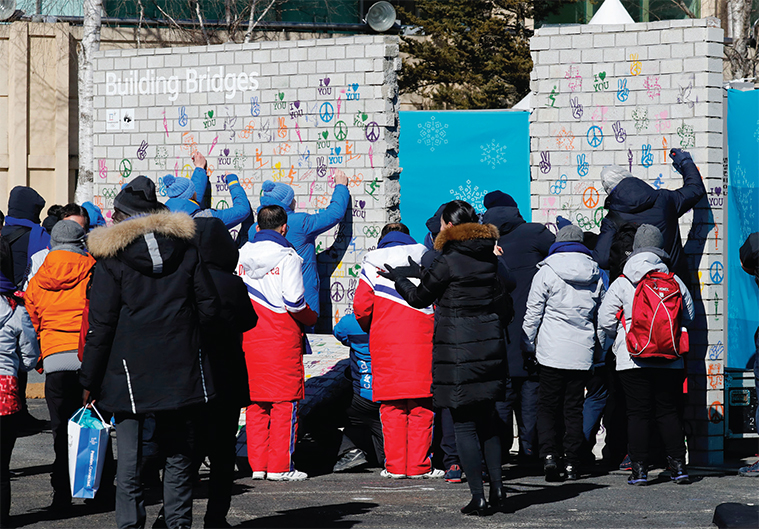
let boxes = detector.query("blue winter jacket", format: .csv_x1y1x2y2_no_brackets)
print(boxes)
166,168,251,229
594,158,706,282
333,313,372,401
249,184,350,315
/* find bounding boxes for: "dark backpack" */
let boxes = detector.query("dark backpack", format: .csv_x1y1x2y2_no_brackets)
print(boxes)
606,211,638,282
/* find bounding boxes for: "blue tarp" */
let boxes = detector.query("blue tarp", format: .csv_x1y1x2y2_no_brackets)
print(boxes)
726,89,759,370
398,110,531,242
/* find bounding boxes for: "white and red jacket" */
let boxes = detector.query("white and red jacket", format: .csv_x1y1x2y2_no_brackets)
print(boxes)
239,230,316,402
353,232,434,402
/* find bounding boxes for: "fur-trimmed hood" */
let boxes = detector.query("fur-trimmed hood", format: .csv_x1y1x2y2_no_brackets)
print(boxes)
87,211,196,277
87,211,196,259
434,222,500,252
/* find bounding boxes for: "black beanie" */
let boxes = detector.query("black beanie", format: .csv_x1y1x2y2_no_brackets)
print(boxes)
7,186,46,224
113,176,165,217
483,190,518,210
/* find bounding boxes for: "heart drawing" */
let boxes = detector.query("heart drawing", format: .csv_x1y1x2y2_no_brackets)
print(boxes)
335,146,341,155
322,131,329,140
323,77,330,86
294,100,300,108
599,72,606,81
351,83,359,92
223,148,229,157
278,92,284,100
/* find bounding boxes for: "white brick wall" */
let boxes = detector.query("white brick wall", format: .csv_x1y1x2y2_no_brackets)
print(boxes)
530,19,726,465
91,35,400,330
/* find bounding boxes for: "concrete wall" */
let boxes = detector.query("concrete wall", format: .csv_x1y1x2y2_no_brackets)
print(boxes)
91,35,401,330
530,18,726,464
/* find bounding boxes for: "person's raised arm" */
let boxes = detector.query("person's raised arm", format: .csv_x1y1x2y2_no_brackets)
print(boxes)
668,149,707,217
390,254,451,310
191,152,210,208
301,171,351,237
212,174,252,228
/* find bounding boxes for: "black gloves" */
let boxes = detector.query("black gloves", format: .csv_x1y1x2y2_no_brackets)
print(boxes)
377,256,422,281
669,148,693,174
522,351,539,375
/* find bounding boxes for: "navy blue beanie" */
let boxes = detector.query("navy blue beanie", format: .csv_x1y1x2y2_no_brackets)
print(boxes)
483,190,518,210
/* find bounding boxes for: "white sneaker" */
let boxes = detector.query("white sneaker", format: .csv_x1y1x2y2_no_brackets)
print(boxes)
380,469,406,479
409,468,445,479
267,470,308,481
251,471,266,480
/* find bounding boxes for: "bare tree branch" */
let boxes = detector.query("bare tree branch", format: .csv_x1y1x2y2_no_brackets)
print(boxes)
195,0,211,45
136,0,144,48
669,0,697,19
244,0,277,43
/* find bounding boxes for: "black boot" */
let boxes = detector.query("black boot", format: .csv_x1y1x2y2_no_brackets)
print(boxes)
544,455,561,482
627,461,647,486
461,496,489,516
488,485,506,513
564,463,578,481
667,456,690,484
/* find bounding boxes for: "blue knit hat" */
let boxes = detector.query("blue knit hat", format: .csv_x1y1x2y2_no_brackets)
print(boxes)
260,180,294,209
163,175,195,200
483,190,518,210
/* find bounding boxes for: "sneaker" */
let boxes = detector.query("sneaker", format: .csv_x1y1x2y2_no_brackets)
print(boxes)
739,460,759,477
409,468,444,479
251,471,266,480
627,461,648,486
333,448,368,473
444,464,463,483
544,455,561,482
564,463,578,481
667,456,690,484
619,454,632,471
380,469,406,479
16,410,50,437
267,470,308,481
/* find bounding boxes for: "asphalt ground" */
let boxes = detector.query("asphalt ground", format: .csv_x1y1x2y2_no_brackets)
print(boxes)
5,400,758,529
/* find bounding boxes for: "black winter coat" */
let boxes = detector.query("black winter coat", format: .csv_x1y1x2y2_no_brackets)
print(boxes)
481,206,554,378
739,232,759,352
80,211,220,414
2,187,47,286
194,217,258,407
395,223,508,409
594,158,706,282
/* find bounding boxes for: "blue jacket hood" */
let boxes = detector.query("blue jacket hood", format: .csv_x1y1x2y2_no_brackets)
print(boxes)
481,206,526,237
166,198,201,216
605,177,657,214
378,231,416,248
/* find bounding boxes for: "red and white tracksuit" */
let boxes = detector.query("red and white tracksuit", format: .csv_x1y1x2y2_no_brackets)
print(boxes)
353,238,435,476
238,233,316,473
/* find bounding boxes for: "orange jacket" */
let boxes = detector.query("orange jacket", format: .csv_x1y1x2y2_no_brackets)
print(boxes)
25,250,95,361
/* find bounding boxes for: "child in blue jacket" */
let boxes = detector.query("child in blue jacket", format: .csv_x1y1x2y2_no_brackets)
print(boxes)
332,313,384,471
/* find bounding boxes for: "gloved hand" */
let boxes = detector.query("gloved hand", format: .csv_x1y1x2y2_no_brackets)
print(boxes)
377,257,421,281
669,148,693,174
223,173,240,187
522,352,539,375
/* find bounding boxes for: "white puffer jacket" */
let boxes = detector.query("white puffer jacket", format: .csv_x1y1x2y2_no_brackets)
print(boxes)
597,251,694,371
522,251,606,370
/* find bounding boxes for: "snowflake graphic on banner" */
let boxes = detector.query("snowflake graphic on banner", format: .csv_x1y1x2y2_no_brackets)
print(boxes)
417,116,449,152
480,139,507,170
450,180,488,212
754,120,759,142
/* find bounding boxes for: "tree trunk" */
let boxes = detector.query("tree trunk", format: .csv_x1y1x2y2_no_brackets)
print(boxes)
728,0,752,79
244,0,259,43
75,0,102,205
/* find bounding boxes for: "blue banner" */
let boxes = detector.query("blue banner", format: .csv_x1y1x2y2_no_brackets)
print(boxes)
398,110,531,243
726,89,759,370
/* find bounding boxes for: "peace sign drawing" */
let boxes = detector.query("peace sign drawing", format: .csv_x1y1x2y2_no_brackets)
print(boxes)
320,102,335,123
586,125,603,148
583,187,600,208
365,122,380,143
709,261,724,284
334,121,348,141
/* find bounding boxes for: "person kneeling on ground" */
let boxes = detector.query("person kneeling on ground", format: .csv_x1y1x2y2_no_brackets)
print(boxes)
521,225,606,482
597,225,694,486
239,205,317,481
354,223,440,480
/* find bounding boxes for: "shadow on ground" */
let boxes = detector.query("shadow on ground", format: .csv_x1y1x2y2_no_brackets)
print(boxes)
236,501,379,528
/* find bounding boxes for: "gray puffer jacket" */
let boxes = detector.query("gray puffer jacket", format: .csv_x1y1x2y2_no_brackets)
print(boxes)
522,251,605,370
0,297,41,377
597,251,694,371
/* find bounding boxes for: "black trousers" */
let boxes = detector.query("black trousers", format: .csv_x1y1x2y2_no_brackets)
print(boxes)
496,376,540,458
195,399,240,523
338,393,385,466
537,366,588,465
114,409,196,529
45,371,84,498
1,412,18,523
450,402,501,499
618,368,686,463
601,355,629,466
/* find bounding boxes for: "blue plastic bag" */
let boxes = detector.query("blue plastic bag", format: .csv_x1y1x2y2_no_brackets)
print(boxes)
68,405,110,499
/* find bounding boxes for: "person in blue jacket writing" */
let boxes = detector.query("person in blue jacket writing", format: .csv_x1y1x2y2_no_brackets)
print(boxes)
164,152,252,230
250,171,350,316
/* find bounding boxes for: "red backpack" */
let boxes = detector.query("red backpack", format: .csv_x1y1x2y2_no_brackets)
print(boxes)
618,271,689,361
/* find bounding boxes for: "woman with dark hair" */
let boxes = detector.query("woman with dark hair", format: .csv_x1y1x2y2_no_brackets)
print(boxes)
380,200,510,515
